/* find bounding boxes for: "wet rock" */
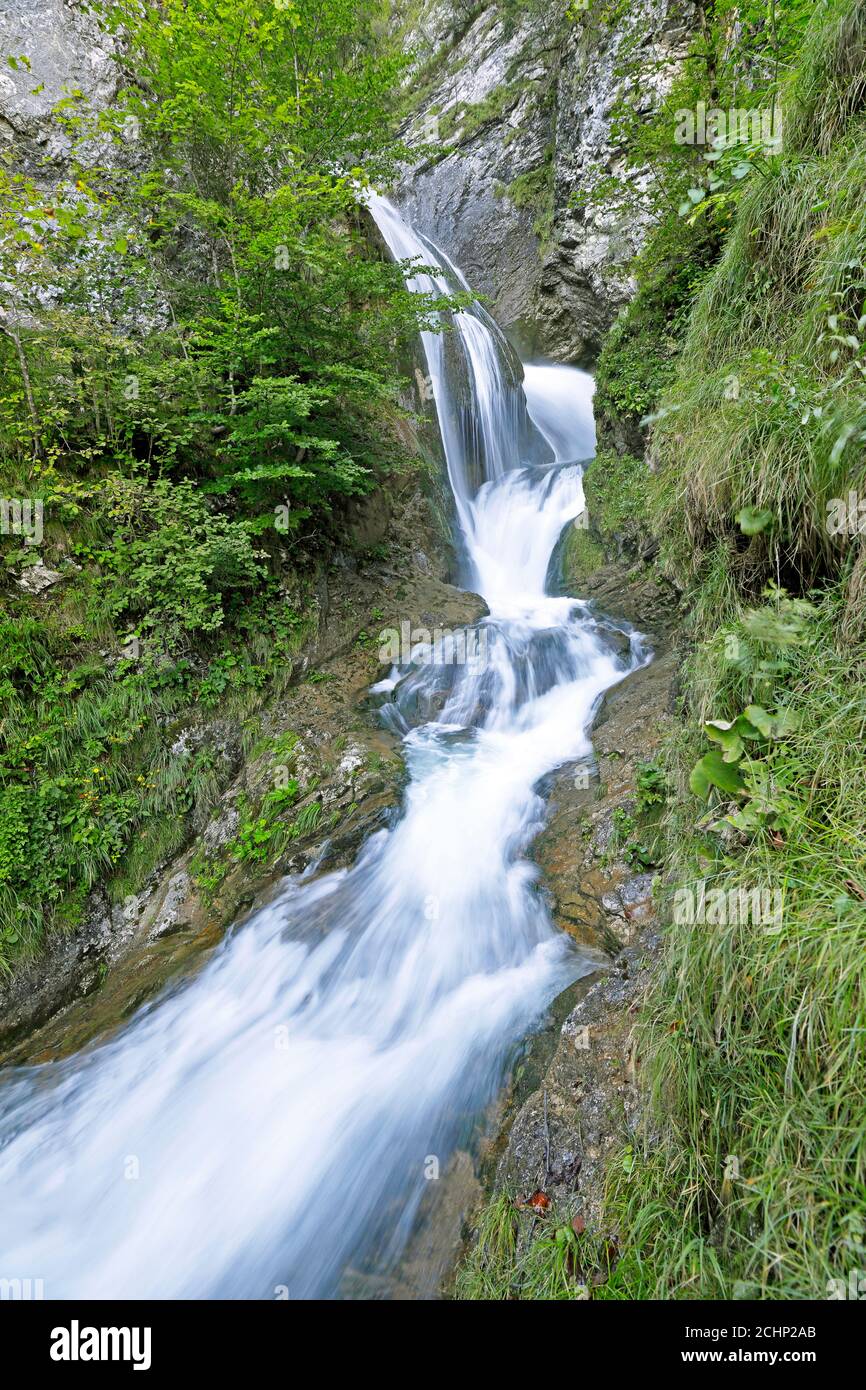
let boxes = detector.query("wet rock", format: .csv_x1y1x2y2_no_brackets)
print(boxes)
618,872,655,916
150,872,194,941
202,801,240,854
394,1,699,360
474,560,680,1243
16,562,62,593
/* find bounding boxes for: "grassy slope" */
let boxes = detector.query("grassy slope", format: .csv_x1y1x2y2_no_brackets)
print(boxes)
598,0,866,1300
458,0,866,1299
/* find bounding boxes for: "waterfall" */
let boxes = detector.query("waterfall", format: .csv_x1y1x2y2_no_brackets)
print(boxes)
0,195,647,1300
366,192,551,532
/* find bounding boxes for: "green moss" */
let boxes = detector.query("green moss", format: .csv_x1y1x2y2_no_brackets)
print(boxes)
594,218,719,433
436,81,523,147
581,448,649,552
496,144,556,250
560,523,605,586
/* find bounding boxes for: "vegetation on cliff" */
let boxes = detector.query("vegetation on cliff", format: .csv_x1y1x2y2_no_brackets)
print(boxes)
588,0,866,1301
459,0,866,1301
0,0,442,969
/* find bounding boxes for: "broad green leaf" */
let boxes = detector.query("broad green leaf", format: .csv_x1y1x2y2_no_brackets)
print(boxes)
690,751,746,799
742,704,774,737
736,506,773,535
704,720,744,762
743,704,801,739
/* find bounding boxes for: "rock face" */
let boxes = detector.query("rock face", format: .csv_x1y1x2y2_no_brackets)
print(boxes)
393,0,697,361
485,560,680,1241
0,0,118,176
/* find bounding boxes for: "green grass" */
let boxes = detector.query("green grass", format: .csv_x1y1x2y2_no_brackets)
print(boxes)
582,448,650,553
646,14,866,592
436,81,524,149
603,587,866,1298
458,0,866,1302
593,1,866,1298
455,1192,640,1300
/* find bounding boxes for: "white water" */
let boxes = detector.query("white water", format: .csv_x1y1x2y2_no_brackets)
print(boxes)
0,195,645,1300
523,361,597,466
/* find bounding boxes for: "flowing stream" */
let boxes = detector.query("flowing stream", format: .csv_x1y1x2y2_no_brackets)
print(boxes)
0,195,645,1299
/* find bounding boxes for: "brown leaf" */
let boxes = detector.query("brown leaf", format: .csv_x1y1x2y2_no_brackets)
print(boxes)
572,1214,586,1236
844,879,866,902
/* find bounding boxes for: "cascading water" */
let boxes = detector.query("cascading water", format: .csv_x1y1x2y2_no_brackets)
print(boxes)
0,194,647,1300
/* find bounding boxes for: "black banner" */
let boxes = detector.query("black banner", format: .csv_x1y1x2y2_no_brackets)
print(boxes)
4,1297,858,1374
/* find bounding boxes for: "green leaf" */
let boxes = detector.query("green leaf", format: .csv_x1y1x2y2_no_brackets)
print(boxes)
736,506,773,535
689,751,746,799
704,720,744,762
742,704,801,739
742,704,774,737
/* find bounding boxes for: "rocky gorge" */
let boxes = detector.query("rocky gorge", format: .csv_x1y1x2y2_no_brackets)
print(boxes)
6,0,854,1309
0,0,686,1293
393,0,698,360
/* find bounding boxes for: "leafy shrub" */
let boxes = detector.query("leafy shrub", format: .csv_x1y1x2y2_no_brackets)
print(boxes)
96,478,266,646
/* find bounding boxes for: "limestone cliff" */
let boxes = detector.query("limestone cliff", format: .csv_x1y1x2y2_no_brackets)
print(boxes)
393,0,697,361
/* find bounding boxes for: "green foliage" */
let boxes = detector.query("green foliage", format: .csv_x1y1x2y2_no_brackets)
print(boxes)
579,0,866,1302
634,760,667,812
455,1192,632,1300
594,218,718,430
497,146,556,250
606,587,866,1298
642,6,866,593
1,0,435,515
0,0,439,969
581,448,649,550
96,478,266,644
437,81,523,147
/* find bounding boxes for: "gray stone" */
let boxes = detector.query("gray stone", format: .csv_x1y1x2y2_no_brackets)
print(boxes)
16,561,62,593
392,0,698,361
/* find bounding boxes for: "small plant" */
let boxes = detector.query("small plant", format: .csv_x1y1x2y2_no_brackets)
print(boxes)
262,780,300,816
291,800,322,838
189,851,231,899
611,806,636,840
635,761,667,812
689,702,802,833
233,816,275,863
